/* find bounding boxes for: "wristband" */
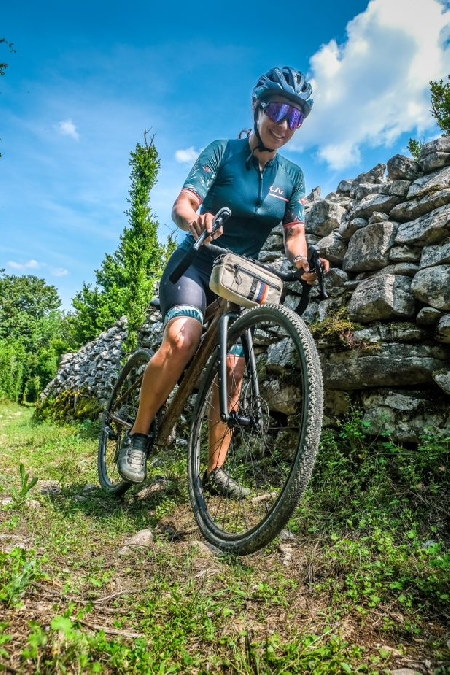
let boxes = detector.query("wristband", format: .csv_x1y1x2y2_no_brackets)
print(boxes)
292,255,308,266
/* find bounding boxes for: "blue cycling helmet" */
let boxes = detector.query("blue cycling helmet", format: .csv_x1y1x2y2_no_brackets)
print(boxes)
252,66,313,117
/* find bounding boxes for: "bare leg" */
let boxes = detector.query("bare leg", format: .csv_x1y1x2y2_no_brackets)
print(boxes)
132,316,203,435
208,355,245,473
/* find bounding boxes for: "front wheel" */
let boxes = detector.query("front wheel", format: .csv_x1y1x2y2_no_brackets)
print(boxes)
187,304,323,555
98,349,153,496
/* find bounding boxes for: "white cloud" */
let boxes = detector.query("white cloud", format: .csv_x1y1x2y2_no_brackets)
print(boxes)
302,0,450,171
175,147,200,163
6,259,68,277
50,267,69,277
7,259,41,271
57,119,79,140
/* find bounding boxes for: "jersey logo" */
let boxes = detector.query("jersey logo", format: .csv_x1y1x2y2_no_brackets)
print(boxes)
269,186,288,202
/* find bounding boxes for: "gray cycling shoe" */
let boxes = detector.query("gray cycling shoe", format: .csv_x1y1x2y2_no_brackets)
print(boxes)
117,433,149,483
204,467,251,500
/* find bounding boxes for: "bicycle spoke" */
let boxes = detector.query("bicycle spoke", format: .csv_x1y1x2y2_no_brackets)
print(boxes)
188,305,323,555
98,349,151,495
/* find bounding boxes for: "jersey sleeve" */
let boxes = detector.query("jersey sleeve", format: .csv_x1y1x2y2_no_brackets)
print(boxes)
181,140,227,204
282,167,306,227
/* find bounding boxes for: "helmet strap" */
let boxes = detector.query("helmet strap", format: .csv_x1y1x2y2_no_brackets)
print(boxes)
252,105,275,153
254,126,275,153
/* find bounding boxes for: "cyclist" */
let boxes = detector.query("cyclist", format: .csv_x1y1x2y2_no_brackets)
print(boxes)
118,65,329,495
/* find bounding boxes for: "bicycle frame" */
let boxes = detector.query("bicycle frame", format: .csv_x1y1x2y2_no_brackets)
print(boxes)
155,299,240,446
157,205,327,445
98,203,326,553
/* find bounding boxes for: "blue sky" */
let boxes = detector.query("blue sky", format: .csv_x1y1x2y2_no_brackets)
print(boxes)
1,0,449,310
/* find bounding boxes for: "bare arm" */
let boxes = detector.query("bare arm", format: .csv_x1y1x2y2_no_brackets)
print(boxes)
283,223,309,269
172,190,222,241
283,222,330,283
172,190,201,231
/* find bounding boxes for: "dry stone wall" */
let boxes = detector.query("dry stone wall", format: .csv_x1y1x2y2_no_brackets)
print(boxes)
41,138,450,442
41,318,129,412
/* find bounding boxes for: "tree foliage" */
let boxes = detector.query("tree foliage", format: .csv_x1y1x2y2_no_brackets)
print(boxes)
0,272,71,402
71,133,175,348
0,273,61,340
407,137,425,161
430,74,450,135
408,75,450,160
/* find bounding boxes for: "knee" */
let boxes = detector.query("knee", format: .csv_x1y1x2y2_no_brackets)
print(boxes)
164,319,202,361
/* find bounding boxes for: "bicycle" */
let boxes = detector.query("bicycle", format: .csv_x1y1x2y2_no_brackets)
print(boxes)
98,207,326,555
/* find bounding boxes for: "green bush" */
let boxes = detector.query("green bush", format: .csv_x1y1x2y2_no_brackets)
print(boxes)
0,340,25,402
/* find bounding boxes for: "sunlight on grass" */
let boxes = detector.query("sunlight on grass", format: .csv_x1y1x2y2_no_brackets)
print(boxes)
0,402,449,673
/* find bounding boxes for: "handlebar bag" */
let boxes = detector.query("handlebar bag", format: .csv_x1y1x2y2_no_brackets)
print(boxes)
209,252,283,308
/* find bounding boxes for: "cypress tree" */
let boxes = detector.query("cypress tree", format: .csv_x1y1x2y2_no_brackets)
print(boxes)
71,132,175,347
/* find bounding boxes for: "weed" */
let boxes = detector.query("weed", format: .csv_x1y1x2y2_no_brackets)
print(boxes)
0,401,448,673
7,462,38,508
0,548,45,608
217,630,385,674
309,308,379,352
0,622,12,660
292,412,450,625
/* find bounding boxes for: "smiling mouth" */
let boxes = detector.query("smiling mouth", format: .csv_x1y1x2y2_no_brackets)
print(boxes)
269,129,284,141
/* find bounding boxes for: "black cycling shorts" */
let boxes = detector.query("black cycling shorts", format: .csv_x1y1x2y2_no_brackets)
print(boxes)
159,247,217,326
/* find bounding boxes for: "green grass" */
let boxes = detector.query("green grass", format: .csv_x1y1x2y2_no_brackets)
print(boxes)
0,402,449,674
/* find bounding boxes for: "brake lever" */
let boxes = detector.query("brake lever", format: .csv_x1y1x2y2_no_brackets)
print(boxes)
169,207,231,284
294,245,328,315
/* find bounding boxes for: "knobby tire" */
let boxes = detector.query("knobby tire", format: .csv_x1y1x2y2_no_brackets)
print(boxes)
187,304,323,555
98,349,153,496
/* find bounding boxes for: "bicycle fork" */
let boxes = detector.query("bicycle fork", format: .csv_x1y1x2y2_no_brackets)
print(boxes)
217,314,263,430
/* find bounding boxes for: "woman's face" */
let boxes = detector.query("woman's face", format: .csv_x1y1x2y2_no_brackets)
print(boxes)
255,95,302,150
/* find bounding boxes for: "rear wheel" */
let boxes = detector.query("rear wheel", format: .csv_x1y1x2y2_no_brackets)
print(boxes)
187,305,323,555
98,349,152,495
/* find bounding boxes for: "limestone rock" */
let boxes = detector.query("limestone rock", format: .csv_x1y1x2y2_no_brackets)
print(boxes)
420,237,450,268
339,217,367,242
323,343,449,390
416,306,443,325
353,162,386,186
419,135,450,172
343,221,397,272
316,232,348,263
386,154,420,181
348,275,415,323
436,314,450,343
395,204,450,247
349,193,400,220
411,265,450,310
389,245,421,263
433,368,450,394
306,199,347,237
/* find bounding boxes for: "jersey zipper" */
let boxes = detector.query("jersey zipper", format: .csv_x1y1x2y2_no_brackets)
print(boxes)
255,166,265,212
255,157,276,212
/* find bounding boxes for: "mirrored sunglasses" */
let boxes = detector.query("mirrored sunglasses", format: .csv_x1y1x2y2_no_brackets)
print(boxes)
260,101,305,130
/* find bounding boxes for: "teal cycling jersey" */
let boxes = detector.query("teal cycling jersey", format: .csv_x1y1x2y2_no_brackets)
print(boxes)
180,138,306,259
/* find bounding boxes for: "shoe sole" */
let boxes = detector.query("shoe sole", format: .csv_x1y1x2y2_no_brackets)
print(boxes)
117,467,146,484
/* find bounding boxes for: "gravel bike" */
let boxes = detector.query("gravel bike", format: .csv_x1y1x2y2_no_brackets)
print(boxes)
98,208,325,555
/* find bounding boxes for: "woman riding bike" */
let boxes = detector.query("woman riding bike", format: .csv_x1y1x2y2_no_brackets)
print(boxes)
117,65,329,495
